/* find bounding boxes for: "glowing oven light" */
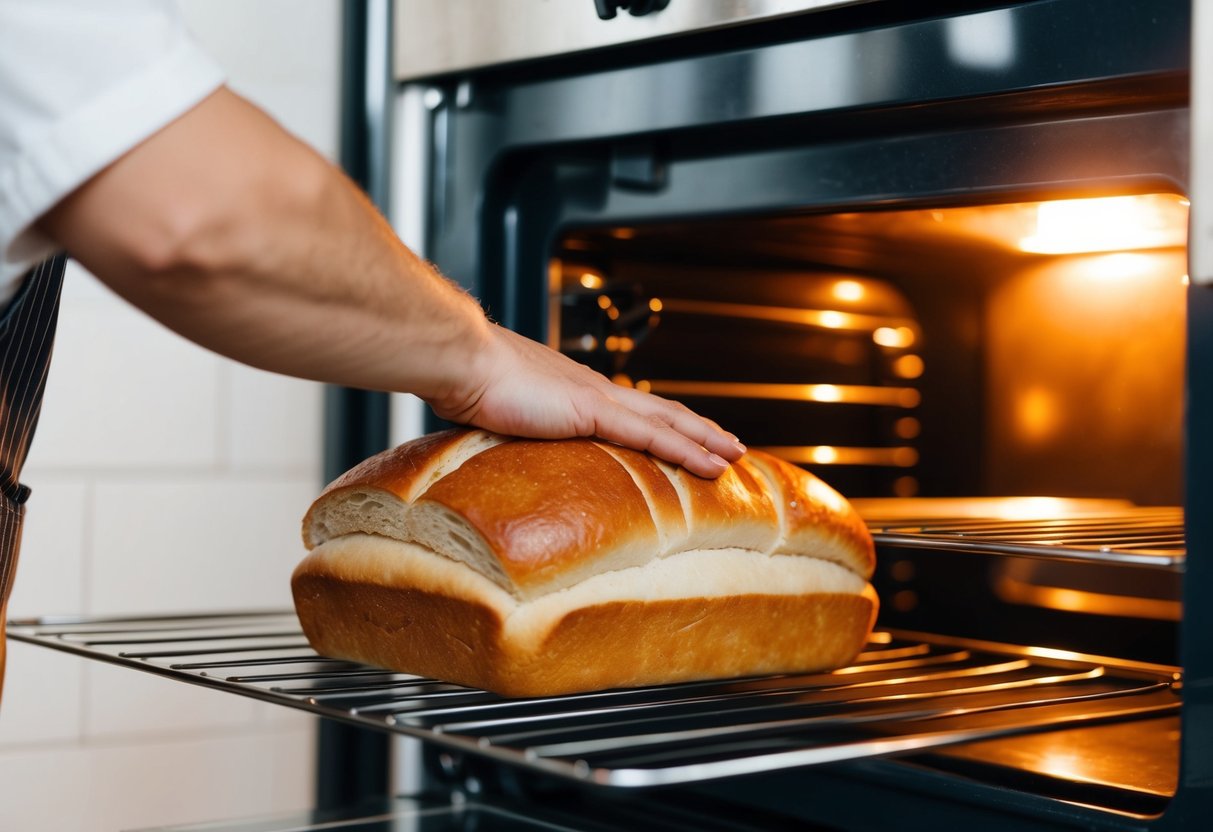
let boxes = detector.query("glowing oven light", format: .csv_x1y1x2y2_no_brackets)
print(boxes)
808,384,842,402
819,310,847,328
811,446,839,464
989,496,1078,521
832,280,865,302
1090,252,1153,280
1019,194,1187,254
873,326,916,348
893,355,924,379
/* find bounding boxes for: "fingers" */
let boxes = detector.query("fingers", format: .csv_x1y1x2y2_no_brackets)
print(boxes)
468,326,744,477
591,399,733,478
608,383,746,462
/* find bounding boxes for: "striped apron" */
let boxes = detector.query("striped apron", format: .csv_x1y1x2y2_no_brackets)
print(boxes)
0,255,67,698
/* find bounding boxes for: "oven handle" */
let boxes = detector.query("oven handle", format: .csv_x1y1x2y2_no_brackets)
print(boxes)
594,0,671,20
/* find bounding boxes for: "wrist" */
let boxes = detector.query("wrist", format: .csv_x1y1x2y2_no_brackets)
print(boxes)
421,299,499,421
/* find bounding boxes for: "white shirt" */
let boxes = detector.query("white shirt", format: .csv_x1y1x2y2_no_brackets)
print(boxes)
0,0,224,300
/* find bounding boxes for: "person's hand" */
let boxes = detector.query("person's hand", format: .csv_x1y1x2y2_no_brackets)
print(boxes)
431,324,746,478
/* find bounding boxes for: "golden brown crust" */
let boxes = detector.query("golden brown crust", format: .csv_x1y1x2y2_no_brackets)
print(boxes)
669,456,781,553
322,428,469,499
294,573,877,698
593,443,689,548
745,450,877,579
302,430,875,590
302,429,478,548
510,588,877,696
415,440,660,591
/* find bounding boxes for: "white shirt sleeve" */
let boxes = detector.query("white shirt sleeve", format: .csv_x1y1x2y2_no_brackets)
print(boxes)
0,0,225,299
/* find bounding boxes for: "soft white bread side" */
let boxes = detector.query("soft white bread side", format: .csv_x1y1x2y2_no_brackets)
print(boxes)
293,429,878,696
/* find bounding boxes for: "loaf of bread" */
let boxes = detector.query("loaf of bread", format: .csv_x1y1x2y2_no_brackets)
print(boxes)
291,429,877,697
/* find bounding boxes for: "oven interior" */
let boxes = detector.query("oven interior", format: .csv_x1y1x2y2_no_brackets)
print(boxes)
552,194,1187,508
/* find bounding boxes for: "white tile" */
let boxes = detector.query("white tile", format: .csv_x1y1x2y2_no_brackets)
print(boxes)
60,258,122,304
179,0,341,87
266,716,318,808
178,0,342,158
225,361,324,476
91,727,317,831
24,302,222,473
83,660,257,742
0,641,83,747
4,480,87,618
89,477,316,616
0,743,90,830
0,725,315,831
177,0,341,158
252,701,317,730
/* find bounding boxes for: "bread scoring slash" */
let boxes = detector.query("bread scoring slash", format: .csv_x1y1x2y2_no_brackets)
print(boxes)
292,429,878,697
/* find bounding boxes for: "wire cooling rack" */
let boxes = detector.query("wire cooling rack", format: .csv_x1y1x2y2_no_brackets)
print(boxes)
7,613,1180,789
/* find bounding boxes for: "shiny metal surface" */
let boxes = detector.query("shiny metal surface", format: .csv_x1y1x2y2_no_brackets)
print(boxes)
863,507,1185,569
641,381,917,407
135,793,779,832
7,614,1179,794
135,797,577,832
931,716,1181,801
1193,0,1212,286
392,0,874,81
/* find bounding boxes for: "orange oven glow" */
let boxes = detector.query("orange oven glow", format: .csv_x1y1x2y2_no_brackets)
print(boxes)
1019,194,1189,254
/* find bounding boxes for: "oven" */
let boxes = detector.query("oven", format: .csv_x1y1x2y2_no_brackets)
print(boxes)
8,0,1213,829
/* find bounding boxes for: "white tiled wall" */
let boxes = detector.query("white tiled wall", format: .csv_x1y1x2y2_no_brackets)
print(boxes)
0,2,341,829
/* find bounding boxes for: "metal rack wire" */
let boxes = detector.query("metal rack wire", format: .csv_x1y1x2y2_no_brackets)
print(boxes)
866,507,1184,568
6,614,1180,789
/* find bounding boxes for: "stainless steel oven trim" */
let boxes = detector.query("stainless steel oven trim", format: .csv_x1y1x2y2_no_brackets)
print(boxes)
391,0,877,81
1191,0,1212,285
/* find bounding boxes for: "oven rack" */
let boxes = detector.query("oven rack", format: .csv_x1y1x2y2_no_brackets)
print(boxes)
864,506,1184,569
6,613,1180,790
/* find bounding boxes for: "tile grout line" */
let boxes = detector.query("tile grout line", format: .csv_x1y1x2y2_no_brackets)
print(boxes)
78,477,95,744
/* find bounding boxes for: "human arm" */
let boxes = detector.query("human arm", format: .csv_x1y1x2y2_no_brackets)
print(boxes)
36,88,744,476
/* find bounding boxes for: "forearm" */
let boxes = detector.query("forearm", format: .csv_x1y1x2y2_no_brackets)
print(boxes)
38,88,489,403
38,86,745,477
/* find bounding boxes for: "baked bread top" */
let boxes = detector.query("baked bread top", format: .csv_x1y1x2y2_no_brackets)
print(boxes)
303,429,874,601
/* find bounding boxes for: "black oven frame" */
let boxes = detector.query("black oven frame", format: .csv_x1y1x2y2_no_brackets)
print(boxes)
374,0,1213,827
